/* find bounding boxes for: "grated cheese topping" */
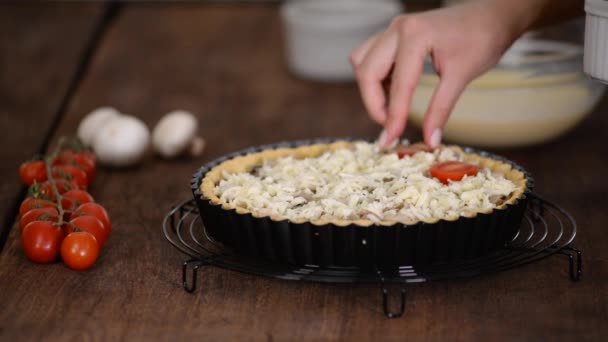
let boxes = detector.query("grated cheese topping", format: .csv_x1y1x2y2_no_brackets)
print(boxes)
214,142,519,223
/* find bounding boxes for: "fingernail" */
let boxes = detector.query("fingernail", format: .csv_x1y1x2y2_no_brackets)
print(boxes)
430,128,442,148
377,129,389,148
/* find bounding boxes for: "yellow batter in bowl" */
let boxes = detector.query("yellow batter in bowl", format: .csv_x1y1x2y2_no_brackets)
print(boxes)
410,39,605,147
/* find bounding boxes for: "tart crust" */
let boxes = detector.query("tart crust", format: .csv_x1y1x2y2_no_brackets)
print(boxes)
200,141,528,227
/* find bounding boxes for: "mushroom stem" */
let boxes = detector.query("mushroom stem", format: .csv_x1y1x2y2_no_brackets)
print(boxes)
188,136,206,157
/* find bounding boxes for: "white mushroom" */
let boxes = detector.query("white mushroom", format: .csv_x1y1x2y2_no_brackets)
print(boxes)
77,107,121,146
152,110,205,158
92,115,150,167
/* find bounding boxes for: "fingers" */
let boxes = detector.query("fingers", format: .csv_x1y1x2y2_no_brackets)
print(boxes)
382,41,428,148
353,31,399,126
422,73,468,148
350,33,380,67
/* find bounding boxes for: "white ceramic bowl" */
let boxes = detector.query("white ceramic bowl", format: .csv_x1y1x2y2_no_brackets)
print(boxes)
281,0,403,81
584,0,608,83
410,39,606,147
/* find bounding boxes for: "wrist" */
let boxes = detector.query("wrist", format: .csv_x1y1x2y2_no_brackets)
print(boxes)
485,0,583,36
486,0,543,38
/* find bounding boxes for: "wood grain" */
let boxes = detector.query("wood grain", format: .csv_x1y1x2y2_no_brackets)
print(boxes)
0,3,105,246
0,3,606,341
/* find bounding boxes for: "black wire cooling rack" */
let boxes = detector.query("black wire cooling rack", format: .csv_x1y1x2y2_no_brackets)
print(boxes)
162,194,581,318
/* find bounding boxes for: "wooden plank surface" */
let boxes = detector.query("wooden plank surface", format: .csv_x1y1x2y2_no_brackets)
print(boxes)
1,3,607,341
0,3,105,246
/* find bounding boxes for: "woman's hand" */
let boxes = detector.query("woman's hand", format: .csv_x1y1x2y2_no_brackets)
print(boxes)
351,1,529,148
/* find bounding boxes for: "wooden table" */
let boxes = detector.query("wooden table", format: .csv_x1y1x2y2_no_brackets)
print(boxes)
1,2,607,341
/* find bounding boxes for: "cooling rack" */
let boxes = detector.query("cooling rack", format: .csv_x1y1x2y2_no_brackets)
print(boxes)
163,194,581,318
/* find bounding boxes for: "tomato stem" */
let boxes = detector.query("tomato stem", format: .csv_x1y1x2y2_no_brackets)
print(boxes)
44,137,68,226
63,221,82,233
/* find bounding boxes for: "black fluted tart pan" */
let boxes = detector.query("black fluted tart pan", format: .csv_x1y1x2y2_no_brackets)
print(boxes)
191,138,533,269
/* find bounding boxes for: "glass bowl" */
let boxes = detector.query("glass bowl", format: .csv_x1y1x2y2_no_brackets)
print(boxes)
409,39,606,148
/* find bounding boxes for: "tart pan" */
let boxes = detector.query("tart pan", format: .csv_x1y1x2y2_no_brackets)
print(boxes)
191,138,533,269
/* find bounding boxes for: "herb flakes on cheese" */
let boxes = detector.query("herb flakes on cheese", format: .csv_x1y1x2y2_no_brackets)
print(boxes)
214,142,518,223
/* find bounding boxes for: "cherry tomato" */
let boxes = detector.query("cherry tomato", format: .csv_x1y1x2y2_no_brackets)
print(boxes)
19,207,59,233
38,179,78,200
394,144,433,159
19,161,47,186
19,197,57,219
430,161,479,184
21,221,63,263
61,232,99,271
55,150,96,184
71,203,111,238
61,189,94,218
52,165,88,189
66,216,107,247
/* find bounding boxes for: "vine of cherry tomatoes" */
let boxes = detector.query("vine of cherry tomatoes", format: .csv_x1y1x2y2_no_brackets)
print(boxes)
18,137,111,271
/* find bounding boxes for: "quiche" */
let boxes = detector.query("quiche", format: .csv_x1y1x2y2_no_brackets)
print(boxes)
200,141,527,227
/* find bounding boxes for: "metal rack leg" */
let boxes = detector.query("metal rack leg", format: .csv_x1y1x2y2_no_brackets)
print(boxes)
182,259,207,293
559,246,582,282
375,268,406,318
382,286,406,319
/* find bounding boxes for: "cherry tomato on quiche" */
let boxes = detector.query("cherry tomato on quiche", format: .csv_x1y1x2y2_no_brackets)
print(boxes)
52,165,88,189
61,232,99,271
60,189,94,218
70,203,111,238
21,221,64,263
19,207,59,233
19,161,47,186
55,150,96,183
66,216,107,248
430,161,479,184
19,197,57,219
394,144,433,159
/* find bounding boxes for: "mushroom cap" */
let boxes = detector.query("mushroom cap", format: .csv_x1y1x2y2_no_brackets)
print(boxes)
152,110,198,158
92,115,150,167
77,107,121,146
